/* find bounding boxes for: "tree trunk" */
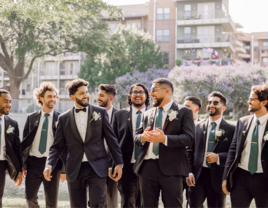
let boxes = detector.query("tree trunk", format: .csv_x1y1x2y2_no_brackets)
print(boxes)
9,77,21,100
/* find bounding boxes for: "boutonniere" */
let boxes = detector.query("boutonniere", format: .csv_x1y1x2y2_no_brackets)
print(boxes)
203,131,206,136
264,131,268,141
128,118,130,122
6,125,15,134
89,111,101,123
214,129,225,141
54,121,58,128
167,109,178,121
243,130,246,136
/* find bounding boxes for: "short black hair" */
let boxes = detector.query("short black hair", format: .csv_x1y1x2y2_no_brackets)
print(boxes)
251,85,268,110
207,91,227,106
66,79,89,96
98,84,117,97
152,78,174,94
0,89,9,97
185,96,202,108
127,83,150,107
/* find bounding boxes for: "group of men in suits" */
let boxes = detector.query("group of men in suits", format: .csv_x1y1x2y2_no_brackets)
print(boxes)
0,78,267,208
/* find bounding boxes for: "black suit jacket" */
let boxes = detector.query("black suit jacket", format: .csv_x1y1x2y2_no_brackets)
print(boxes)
21,110,66,172
223,115,268,191
3,116,21,180
46,104,123,182
188,118,235,193
112,106,147,166
134,102,194,176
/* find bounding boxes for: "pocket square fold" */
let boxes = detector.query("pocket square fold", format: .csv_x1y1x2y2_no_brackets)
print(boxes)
223,137,228,141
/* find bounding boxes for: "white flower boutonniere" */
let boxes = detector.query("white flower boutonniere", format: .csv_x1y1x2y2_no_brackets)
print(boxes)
89,111,101,123
167,109,178,121
6,125,15,134
243,130,246,136
264,131,268,141
203,131,206,136
215,129,225,141
54,121,58,128
128,118,130,122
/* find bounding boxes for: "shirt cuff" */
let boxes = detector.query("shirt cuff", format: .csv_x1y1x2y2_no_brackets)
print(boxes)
163,136,168,146
189,173,194,176
46,165,52,170
216,154,220,165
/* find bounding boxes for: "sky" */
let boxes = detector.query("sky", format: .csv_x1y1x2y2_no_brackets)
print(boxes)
104,0,268,33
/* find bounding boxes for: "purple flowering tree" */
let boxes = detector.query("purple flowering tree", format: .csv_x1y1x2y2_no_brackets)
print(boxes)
169,63,266,119
115,68,169,102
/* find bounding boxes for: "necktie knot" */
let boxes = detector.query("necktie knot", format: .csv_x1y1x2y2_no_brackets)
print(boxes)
256,119,260,125
137,110,141,115
211,122,216,128
76,108,86,113
44,113,49,118
159,107,163,112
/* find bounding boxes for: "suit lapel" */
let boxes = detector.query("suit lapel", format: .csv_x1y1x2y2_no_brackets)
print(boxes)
52,111,58,136
69,108,84,145
149,107,157,130
4,116,10,143
240,115,254,152
202,119,209,148
163,101,178,131
85,104,94,144
261,119,268,150
126,107,133,137
213,119,227,151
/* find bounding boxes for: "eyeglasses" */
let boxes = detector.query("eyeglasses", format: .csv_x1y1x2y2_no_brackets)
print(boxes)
206,101,220,106
150,87,167,93
248,97,259,101
131,91,145,96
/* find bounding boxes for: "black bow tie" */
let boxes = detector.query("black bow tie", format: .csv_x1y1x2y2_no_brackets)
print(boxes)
75,108,86,113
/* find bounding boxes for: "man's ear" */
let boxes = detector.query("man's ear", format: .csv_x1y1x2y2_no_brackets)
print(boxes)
70,95,75,102
222,106,227,112
110,96,114,102
195,108,200,113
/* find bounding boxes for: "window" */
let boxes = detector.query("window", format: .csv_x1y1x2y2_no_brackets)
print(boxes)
27,82,31,92
157,8,163,20
70,63,73,74
263,58,268,67
184,27,191,41
263,42,268,50
254,42,258,51
184,5,191,17
164,8,170,20
163,52,169,65
163,30,170,42
156,30,170,42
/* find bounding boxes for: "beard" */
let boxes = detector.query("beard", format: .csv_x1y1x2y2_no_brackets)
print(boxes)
152,97,164,107
0,108,9,115
132,101,145,108
98,99,108,108
248,104,261,113
207,106,222,116
75,97,89,107
44,101,55,109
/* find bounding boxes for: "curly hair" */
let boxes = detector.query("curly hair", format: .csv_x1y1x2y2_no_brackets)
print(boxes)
33,82,59,107
66,79,89,96
127,83,150,107
251,85,268,110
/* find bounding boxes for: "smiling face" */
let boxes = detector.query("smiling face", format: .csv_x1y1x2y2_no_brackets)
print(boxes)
150,83,166,107
129,86,147,108
97,90,110,108
0,93,12,116
40,90,57,109
248,91,261,112
71,86,90,108
206,96,225,117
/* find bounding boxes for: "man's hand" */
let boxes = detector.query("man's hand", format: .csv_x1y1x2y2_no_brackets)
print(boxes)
222,180,230,195
60,174,66,183
14,172,22,187
22,168,27,180
205,152,218,164
186,174,196,187
43,167,52,181
109,165,123,182
146,128,166,143
141,126,152,143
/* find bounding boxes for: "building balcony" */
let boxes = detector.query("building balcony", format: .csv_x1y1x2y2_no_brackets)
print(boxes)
238,53,250,58
235,47,246,54
176,34,235,53
40,74,58,80
177,10,236,32
261,48,268,57
235,40,244,47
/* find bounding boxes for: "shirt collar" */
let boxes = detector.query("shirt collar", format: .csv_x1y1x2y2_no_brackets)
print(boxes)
159,100,174,112
41,110,54,118
107,106,113,114
194,117,199,123
208,116,222,127
254,113,268,125
0,114,4,121
132,106,146,114
74,105,88,112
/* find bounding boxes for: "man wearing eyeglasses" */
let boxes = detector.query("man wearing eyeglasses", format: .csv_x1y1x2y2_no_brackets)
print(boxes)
222,85,268,208
134,78,195,208
112,83,149,208
187,91,235,208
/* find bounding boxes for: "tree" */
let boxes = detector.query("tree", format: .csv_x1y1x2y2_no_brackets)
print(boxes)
168,63,266,120
79,25,165,92
0,0,122,98
115,68,169,102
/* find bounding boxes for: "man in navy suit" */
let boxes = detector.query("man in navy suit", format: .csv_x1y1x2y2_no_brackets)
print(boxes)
43,79,123,208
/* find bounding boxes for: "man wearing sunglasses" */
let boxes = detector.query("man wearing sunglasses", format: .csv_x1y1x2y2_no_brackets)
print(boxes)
112,83,149,208
134,78,195,208
187,91,235,208
222,85,268,207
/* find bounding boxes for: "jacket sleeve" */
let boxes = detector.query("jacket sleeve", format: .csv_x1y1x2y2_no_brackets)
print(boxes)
14,121,22,172
22,115,30,140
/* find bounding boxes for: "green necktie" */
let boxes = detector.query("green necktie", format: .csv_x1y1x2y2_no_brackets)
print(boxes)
39,113,49,154
153,107,163,156
206,122,217,168
248,119,260,174
134,110,142,159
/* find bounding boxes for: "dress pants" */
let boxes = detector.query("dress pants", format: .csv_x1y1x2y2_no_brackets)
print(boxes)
25,156,61,208
0,161,8,208
230,168,268,208
68,162,106,208
106,177,118,208
118,163,141,208
139,159,183,208
188,167,226,208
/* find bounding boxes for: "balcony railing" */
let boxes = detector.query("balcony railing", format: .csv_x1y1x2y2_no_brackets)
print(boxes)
179,10,228,21
177,34,234,44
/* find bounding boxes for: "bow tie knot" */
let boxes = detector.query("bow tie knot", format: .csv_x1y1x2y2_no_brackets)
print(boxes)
75,108,86,113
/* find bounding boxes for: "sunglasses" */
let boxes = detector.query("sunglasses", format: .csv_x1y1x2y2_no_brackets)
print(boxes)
150,87,167,93
206,101,220,106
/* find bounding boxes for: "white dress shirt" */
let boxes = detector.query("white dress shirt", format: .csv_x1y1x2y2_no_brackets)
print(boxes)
238,113,268,173
0,115,6,161
130,106,146,163
202,117,222,168
144,100,172,160
29,110,54,158
107,106,114,123
194,117,199,124
74,106,89,162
